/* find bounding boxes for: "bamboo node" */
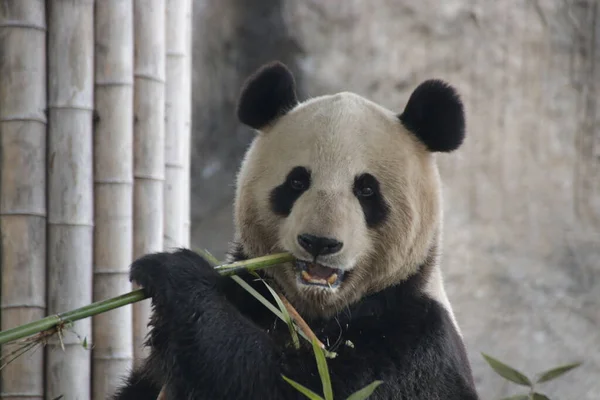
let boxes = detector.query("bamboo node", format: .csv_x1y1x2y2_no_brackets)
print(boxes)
0,22,46,31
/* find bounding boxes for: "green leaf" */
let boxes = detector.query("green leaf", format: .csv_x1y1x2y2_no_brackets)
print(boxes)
535,362,582,383
282,375,324,400
229,276,337,358
193,248,220,266
311,337,334,400
481,353,532,386
346,380,384,400
261,280,300,349
230,276,284,320
82,337,88,349
532,393,551,400
499,395,529,400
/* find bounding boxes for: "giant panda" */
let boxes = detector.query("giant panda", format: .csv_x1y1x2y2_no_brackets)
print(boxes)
112,61,479,400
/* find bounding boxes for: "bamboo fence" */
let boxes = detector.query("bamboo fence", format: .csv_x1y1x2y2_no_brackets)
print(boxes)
93,1,135,398
0,1,47,399
0,1,191,398
46,1,95,398
132,0,166,366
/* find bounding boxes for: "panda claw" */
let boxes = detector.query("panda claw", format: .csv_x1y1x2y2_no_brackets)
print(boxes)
129,252,175,298
130,249,221,303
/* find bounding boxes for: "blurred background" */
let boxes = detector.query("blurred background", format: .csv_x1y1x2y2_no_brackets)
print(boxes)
0,1,598,399
190,1,599,399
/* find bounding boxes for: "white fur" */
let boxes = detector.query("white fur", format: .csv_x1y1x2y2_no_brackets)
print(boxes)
234,91,462,332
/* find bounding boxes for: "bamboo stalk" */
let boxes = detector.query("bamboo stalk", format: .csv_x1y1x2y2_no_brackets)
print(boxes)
133,0,166,366
164,0,191,251
0,1,47,399
46,1,95,399
181,0,192,247
0,253,294,346
93,1,135,398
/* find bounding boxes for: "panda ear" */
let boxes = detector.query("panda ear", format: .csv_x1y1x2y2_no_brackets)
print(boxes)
236,61,299,130
398,79,465,152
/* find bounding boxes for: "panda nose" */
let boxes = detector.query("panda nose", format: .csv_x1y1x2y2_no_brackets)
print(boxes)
297,234,343,257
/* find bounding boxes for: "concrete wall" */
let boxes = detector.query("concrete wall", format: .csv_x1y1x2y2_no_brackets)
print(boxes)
190,1,600,398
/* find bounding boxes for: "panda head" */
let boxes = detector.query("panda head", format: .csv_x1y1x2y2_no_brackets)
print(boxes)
234,62,465,317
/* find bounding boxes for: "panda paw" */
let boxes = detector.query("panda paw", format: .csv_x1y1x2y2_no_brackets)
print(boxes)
130,248,220,305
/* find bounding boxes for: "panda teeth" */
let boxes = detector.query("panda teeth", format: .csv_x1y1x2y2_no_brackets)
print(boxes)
301,269,339,286
296,260,343,287
327,274,338,285
301,270,326,285
301,270,313,282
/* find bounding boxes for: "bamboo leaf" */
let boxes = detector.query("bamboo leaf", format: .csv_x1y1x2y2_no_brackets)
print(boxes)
230,276,285,320
481,353,532,386
261,280,300,349
282,375,324,400
194,248,220,266
346,380,384,400
535,362,582,384
229,275,328,354
531,393,551,400
311,337,334,400
499,395,529,400
194,248,302,348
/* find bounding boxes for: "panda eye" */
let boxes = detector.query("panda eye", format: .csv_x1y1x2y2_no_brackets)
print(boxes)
353,173,379,199
285,166,311,192
356,186,374,197
290,179,307,191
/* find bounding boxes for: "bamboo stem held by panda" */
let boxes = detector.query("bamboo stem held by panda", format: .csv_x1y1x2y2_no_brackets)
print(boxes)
93,1,135,398
0,253,294,347
0,1,48,398
133,0,167,366
46,1,95,399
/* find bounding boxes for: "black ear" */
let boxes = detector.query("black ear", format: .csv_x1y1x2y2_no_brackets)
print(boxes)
399,80,465,152
236,61,299,130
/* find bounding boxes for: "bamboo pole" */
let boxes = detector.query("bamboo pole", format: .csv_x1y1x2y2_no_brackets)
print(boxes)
46,1,95,399
0,1,47,399
181,0,192,247
164,0,191,250
93,1,134,398
133,0,166,366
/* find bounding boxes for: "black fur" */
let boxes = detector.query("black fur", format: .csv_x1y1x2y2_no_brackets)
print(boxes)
399,79,465,153
269,166,311,216
237,61,299,129
112,247,479,400
353,173,390,228
111,366,162,399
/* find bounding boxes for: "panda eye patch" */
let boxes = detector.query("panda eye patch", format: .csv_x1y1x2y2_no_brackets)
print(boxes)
270,166,311,216
353,173,389,228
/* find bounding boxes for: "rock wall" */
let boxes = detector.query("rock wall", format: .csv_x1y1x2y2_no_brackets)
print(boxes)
191,1,600,398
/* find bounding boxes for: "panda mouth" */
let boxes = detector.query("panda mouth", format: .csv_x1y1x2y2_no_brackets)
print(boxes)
294,260,344,288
